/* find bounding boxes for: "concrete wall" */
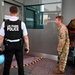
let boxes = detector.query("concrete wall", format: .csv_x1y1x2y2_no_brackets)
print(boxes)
62,0,75,25
0,0,75,56
24,0,75,56
24,0,40,5
13,0,24,4
62,0,75,56
0,0,4,26
0,0,25,24
24,0,60,55
4,0,24,4
0,0,25,69
28,22,58,55
24,0,62,6
0,0,61,56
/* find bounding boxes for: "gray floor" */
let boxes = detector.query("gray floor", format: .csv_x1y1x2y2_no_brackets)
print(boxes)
0,57,75,75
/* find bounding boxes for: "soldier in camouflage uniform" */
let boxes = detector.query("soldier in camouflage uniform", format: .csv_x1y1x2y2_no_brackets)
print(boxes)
53,16,70,74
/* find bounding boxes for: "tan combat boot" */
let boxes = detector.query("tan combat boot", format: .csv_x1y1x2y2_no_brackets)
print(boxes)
53,69,64,74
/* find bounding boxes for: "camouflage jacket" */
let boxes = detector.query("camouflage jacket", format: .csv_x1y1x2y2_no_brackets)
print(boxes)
57,24,70,54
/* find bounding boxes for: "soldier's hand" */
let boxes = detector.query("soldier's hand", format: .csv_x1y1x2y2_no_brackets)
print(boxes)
58,51,61,56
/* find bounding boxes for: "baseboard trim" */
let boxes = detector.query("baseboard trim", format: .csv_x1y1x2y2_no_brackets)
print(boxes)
28,52,58,61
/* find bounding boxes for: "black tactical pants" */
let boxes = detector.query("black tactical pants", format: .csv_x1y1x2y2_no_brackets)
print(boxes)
3,41,24,75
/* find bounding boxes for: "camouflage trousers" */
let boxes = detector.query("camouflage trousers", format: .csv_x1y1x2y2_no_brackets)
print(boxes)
58,49,69,72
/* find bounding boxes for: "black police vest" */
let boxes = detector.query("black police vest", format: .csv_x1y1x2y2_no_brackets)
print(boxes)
4,20,23,40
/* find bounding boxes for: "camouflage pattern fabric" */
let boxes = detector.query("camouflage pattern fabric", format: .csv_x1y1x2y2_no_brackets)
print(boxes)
57,24,70,72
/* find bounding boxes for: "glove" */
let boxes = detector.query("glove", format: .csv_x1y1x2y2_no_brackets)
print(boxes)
0,50,4,55
24,48,29,53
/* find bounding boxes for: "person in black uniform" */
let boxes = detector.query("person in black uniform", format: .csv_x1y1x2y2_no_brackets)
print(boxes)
0,6,29,75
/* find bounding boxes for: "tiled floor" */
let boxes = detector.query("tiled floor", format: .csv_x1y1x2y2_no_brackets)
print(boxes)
0,56,75,75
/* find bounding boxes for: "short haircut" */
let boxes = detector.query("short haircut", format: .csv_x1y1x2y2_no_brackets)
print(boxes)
56,16,63,21
9,6,18,14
